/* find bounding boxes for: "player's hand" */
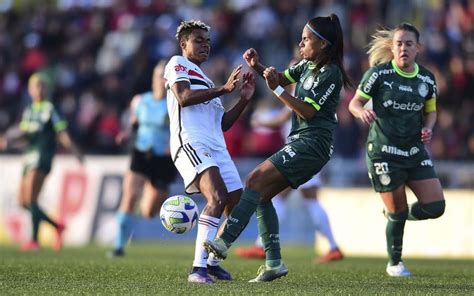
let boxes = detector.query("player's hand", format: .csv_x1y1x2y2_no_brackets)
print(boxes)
223,65,242,93
358,109,377,124
0,136,7,151
240,72,255,101
243,48,259,67
263,67,279,90
77,153,85,165
115,131,128,145
421,127,432,144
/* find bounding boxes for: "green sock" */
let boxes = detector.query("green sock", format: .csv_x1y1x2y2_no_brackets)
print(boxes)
28,203,57,241
257,201,281,267
386,211,408,265
408,200,446,220
266,259,281,268
220,188,260,245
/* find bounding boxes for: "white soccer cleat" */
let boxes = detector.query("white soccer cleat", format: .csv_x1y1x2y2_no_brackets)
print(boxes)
248,262,288,282
386,261,412,277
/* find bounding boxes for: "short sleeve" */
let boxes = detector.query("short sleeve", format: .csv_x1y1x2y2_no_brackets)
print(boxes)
164,56,190,89
283,59,308,84
357,66,380,100
19,108,31,132
51,105,67,132
424,75,437,113
131,95,142,117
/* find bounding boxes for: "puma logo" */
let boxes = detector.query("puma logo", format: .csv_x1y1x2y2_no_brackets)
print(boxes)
384,81,394,89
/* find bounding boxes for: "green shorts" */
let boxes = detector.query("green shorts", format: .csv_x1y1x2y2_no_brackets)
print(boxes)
22,150,53,176
366,142,437,192
269,136,331,189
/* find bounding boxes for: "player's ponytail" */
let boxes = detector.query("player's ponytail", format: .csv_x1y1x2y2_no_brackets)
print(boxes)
307,14,353,89
367,29,394,67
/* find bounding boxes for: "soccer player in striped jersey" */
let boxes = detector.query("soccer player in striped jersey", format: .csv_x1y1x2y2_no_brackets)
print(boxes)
0,73,83,251
165,20,255,284
348,23,445,277
205,14,351,282
108,61,178,258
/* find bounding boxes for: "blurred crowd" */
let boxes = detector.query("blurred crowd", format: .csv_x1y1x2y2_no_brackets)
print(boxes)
0,0,473,159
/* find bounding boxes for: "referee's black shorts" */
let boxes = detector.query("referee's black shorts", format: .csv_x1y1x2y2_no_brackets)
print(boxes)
130,149,178,189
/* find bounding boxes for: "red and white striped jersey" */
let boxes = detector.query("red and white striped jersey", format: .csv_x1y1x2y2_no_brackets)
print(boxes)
164,55,226,158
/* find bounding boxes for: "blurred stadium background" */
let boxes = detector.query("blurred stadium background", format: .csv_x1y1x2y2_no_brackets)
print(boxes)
0,0,472,258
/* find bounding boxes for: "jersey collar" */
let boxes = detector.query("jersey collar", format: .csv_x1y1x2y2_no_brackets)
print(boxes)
391,60,419,78
32,101,47,112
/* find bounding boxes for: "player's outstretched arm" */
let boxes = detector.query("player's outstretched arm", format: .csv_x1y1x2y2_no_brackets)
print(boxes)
171,65,242,107
222,72,255,131
0,135,7,151
0,126,26,150
116,95,140,145
243,48,292,87
57,130,84,164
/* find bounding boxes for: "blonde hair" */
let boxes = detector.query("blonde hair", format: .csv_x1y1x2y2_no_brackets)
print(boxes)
175,20,210,42
367,23,420,67
28,72,49,88
367,29,394,67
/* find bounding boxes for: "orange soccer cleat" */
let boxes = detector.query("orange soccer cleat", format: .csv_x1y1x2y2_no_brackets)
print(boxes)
52,223,66,252
314,247,344,264
21,240,40,251
235,245,265,259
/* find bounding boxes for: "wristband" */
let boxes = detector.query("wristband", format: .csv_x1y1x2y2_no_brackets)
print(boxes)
273,85,284,97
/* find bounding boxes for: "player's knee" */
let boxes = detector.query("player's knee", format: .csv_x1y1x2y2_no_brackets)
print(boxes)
387,210,408,222
245,171,264,193
206,191,228,211
423,200,445,219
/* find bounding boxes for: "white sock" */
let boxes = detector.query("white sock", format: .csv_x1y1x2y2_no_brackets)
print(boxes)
207,252,220,266
193,214,220,268
304,199,337,250
255,236,263,248
254,194,286,248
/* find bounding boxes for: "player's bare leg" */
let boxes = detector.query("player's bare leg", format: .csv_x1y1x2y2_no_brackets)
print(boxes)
109,171,145,257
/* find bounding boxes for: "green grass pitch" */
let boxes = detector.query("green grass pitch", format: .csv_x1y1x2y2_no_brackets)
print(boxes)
1,243,473,295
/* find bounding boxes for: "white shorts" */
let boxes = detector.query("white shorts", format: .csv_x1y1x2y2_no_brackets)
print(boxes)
298,173,322,190
173,142,242,194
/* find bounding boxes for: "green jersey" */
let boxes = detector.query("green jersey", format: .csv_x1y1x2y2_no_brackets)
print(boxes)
357,60,437,149
283,60,342,145
19,101,67,171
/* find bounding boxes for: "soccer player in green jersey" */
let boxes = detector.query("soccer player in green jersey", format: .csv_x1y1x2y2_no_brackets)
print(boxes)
348,23,445,277
0,73,83,251
205,14,351,282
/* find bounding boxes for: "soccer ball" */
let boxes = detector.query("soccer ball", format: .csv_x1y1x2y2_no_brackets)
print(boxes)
160,195,199,234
